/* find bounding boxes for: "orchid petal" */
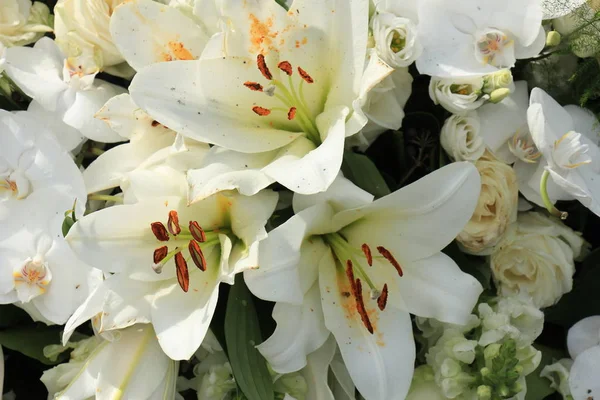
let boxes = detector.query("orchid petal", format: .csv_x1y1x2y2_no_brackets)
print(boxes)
567,316,600,359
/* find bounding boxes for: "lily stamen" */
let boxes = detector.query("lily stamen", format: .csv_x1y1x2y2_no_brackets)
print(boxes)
277,61,293,76
167,210,181,235
377,246,404,277
153,246,168,265
174,252,189,292
243,81,263,91
355,278,374,334
151,222,170,241
287,107,297,120
377,284,388,311
257,54,272,80
362,243,373,266
297,67,314,83
252,106,271,116
189,221,206,242
188,240,207,271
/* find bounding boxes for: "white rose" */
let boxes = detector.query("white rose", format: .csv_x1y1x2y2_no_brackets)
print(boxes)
54,0,126,70
491,212,585,308
440,112,485,162
0,0,52,47
429,76,487,115
371,12,422,68
457,154,518,255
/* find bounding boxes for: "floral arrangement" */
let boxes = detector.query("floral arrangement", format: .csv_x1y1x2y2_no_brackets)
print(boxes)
1,0,600,399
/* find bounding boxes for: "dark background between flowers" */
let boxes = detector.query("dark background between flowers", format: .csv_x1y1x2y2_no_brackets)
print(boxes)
1,1,600,399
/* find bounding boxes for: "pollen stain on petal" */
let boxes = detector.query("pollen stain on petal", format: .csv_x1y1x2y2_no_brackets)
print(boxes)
249,13,278,54
168,41,195,60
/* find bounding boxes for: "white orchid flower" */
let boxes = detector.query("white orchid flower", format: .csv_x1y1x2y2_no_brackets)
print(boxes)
567,316,600,399
43,325,179,399
416,0,545,77
129,0,393,194
0,110,86,221
64,186,278,360
245,163,483,400
0,187,101,325
524,88,600,218
3,37,126,143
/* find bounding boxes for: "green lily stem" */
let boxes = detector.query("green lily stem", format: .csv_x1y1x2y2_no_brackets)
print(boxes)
88,194,124,203
540,169,568,220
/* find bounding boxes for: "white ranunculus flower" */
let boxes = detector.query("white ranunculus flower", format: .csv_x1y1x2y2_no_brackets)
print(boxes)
457,153,518,255
54,0,127,71
416,0,545,77
371,12,422,68
429,76,487,115
0,0,52,47
440,112,485,162
43,325,179,399
246,163,483,400
491,212,584,308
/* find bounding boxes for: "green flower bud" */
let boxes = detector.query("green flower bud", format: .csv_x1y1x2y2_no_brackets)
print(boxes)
489,88,511,104
477,385,492,400
498,384,510,397
484,343,502,361
482,70,513,93
546,31,561,47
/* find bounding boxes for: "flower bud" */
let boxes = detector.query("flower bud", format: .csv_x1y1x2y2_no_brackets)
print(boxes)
546,31,562,47
477,385,492,400
489,87,511,103
482,70,513,93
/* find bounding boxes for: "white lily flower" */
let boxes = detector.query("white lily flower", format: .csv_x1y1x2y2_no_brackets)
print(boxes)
0,0,52,47
110,0,212,71
43,325,179,399
3,37,126,143
64,186,278,360
246,163,483,400
0,110,86,220
525,88,600,217
567,316,600,399
129,0,393,194
416,0,545,77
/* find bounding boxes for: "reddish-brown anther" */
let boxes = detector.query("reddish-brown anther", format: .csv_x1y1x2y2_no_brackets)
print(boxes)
167,210,181,235
377,246,403,277
175,252,189,292
151,222,170,241
361,244,373,266
252,106,271,116
377,283,388,311
189,221,206,243
355,279,374,334
188,240,207,271
243,81,263,91
277,61,293,76
297,67,314,83
257,54,272,80
153,246,169,265
287,107,297,120
345,260,357,295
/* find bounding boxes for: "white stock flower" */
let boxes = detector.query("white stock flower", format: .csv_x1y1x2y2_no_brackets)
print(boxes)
406,366,447,400
429,76,486,115
245,163,483,400
491,212,584,308
4,37,126,143
0,0,52,47
440,112,485,162
524,88,600,217
43,325,179,399
129,0,393,194
64,183,278,360
567,316,600,399
457,154,518,255
54,0,127,72
416,0,545,77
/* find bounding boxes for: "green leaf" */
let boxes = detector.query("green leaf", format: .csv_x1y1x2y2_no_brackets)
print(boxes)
525,345,566,400
225,275,274,400
0,326,65,365
342,151,391,198
62,216,75,237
